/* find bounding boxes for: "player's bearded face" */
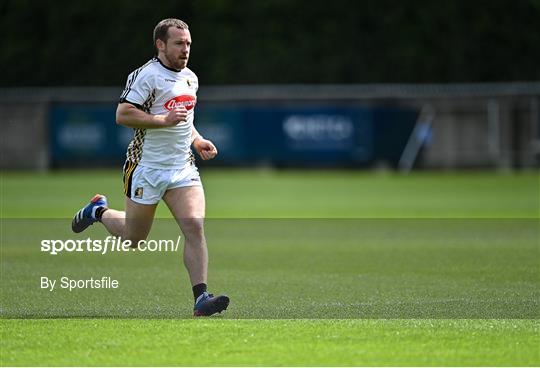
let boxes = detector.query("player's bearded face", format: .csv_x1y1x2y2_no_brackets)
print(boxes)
163,28,191,71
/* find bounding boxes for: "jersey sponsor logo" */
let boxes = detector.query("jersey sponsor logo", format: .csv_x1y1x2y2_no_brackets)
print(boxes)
164,95,197,111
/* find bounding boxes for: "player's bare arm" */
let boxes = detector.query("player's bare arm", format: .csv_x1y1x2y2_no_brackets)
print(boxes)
116,102,188,129
192,127,218,160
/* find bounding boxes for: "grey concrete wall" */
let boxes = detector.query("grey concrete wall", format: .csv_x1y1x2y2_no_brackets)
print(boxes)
1,103,49,170
417,98,539,169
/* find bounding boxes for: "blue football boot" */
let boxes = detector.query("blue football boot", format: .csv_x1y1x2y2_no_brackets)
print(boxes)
71,194,108,233
194,292,230,316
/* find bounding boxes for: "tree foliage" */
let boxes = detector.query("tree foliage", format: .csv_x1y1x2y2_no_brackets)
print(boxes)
1,0,539,86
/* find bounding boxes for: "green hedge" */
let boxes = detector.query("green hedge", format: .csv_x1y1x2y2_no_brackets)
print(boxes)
2,0,539,86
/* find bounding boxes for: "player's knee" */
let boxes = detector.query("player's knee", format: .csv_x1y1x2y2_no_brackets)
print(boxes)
181,218,205,239
123,233,148,248
124,220,151,247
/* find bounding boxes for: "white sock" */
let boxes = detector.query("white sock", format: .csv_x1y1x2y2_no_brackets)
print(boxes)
91,206,100,220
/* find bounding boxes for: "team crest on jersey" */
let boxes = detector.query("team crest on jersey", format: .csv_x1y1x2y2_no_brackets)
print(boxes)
164,95,197,111
134,187,144,199
187,79,197,88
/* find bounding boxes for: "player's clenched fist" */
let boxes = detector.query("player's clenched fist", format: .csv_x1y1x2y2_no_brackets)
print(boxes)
163,107,188,126
193,137,218,160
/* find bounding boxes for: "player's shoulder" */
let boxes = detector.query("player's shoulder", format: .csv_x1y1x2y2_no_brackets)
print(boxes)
127,58,160,79
182,67,199,91
182,67,198,80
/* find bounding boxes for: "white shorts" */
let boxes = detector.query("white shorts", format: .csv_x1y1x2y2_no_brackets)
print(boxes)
123,161,202,205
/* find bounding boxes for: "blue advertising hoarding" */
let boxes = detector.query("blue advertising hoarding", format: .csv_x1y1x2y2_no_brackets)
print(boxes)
49,103,418,168
49,104,131,167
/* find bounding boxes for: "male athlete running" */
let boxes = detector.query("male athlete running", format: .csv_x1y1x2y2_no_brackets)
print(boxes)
71,18,229,317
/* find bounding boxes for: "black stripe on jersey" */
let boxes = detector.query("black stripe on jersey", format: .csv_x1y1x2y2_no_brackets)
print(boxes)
119,59,157,100
119,70,140,101
118,98,144,111
123,160,138,198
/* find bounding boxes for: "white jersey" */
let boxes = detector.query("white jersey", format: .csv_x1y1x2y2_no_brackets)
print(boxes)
119,57,199,169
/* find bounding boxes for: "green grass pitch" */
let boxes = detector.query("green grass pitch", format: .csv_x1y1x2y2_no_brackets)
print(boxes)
1,169,539,366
